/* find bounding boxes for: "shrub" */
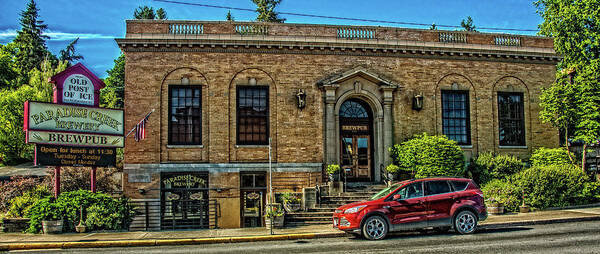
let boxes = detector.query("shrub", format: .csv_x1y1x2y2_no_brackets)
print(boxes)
472,152,524,184
530,147,574,167
6,185,51,218
481,179,522,212
0,175,43,213
581,181,600,204
26,190,133,233
389,133,464,178
281,192,301,204
326,164,340,175
385,164,400,174
514,164,588,209
85,197,134,231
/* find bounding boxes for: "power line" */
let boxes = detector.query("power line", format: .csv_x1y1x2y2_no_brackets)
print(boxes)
152,0,539,33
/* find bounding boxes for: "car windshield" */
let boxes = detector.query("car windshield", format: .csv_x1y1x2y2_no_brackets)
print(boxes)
369,183,403,200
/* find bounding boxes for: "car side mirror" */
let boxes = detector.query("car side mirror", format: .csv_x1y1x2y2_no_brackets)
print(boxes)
393,194,401,200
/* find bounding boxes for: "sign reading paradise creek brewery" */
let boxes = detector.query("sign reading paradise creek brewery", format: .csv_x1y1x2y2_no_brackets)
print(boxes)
36,144,116,167
25,101,123,135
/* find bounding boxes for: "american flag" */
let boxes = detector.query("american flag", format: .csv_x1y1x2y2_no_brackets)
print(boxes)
129,109,154,142
134,117,147,142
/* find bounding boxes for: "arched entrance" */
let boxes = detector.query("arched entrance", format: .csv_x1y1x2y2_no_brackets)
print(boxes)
339,99,374,181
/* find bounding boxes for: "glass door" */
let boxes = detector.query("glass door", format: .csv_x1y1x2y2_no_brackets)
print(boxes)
341,135,371,181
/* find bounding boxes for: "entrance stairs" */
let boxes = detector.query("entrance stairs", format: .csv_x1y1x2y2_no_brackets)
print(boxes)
285,183,387,227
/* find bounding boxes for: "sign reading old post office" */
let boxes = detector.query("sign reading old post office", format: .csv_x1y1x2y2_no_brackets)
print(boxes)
36,144,116,167
50,63,105,107
24,101,124,136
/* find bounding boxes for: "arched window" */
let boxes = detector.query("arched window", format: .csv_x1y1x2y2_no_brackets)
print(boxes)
339,100,369,119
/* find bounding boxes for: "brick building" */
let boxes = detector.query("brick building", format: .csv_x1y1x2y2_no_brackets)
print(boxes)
116,20,559,229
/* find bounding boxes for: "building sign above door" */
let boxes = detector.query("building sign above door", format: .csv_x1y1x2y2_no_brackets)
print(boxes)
341,125,369,132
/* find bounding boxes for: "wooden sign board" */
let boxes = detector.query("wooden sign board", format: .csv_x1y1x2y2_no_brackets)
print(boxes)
27,130,124,147
36,144,116,167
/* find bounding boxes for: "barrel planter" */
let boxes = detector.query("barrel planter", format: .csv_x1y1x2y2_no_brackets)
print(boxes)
487,204,505,215
42,220,63,234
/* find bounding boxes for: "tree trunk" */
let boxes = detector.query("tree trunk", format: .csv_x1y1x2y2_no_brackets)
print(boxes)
565,129,574,163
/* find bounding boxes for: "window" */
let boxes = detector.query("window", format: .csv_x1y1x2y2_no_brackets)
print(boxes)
442,90,471,145
395,182,423,200
168,86,202,145
237,86,269,145
425,181,451,196
450,181,469,192
498,92,525,146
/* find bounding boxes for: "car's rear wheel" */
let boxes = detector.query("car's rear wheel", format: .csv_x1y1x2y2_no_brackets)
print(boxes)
362,215,388,240
454,210,477,234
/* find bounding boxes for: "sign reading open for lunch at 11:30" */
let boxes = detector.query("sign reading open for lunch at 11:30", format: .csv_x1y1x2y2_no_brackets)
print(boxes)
36,144,116,167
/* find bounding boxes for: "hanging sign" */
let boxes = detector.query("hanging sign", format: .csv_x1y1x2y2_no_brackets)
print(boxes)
35,144,116,167
27,130,124,147
24,101,124,135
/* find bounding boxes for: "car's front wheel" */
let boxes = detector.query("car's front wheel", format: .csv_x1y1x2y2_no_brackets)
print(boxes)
454,210,477,234
362,215,388,240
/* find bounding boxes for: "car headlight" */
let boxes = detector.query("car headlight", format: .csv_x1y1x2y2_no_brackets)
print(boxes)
344,205,367,214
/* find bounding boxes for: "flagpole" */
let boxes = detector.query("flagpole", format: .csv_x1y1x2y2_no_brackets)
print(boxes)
126,109,155,138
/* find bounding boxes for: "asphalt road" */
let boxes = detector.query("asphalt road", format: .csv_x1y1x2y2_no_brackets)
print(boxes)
11,221,600,254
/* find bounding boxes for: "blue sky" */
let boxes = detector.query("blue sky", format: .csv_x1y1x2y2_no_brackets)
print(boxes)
0,0,544,78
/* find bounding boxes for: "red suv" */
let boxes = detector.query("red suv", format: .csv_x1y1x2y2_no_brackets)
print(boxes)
332,177,487,240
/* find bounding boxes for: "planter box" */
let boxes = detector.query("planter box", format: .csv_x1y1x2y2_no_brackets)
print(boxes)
487,206,504,215
284,203,301,213
42,220,63,234
265,216,284,228
519,206,530,213
2,218,30,233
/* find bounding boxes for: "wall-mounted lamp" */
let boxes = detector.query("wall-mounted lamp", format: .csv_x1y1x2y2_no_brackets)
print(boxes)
412,93,424,111
138,188,146,195
249,78,257,85
296,89,306,109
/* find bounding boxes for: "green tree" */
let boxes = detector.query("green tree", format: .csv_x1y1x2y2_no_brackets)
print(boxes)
226,10,235,21
133,6,167,20
536,0,600,171
253,0,286,23
13,0,52,85
156,8,167,20
460,16,476,31
429,23,437,30
58,38,83,66
0,43,18,88
0,60,66,165
100,54,125,109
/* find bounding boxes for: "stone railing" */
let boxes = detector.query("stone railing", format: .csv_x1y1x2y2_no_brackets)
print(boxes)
439,32,467,43
337,27,375,39
125,21,553,49
494,35,521,46
169,23,204,35
235,24,269,35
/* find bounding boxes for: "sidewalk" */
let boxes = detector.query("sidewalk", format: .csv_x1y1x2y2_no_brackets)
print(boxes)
1,206,600,251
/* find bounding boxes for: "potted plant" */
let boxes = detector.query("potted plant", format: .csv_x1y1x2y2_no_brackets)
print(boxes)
519,190,530,213
282,192,302,212
326,164,341,181
264,204,284,228
42,218,64,234
326,164,343,195
385,164,400,185
486,198,504,215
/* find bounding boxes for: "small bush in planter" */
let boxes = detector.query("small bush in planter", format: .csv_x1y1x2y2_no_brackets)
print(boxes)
481,179,521,212
326,164,341,180
281,192,301,212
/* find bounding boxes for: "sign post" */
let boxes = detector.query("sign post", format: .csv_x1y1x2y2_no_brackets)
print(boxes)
24,63,123,196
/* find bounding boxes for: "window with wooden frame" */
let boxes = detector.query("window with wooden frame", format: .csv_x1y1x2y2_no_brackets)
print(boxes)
168,86,202,145
237,86,269,145
498,92,525,146
441,90,471,145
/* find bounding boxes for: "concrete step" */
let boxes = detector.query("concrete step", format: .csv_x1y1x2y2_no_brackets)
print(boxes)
285,221,331,227
287,212,333,217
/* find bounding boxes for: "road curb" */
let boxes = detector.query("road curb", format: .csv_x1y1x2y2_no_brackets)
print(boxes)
0,216,597,251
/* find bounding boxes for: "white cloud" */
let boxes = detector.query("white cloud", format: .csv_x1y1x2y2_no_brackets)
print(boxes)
0,29,115,41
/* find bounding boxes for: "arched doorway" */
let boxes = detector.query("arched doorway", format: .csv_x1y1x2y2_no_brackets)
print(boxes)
339,99,373,181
